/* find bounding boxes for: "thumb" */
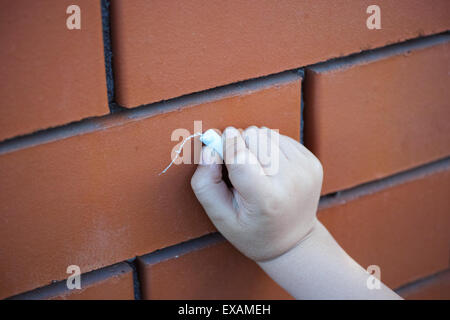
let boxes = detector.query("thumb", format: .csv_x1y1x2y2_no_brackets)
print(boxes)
191,146,235,223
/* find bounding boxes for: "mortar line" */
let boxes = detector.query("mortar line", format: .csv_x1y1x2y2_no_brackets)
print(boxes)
298,68,305,144
10,155,448,299
132,158,450,265
308,31,449,73
101,0,119,113
125,259,142,300
319,156,450,209
0,31,448,154
0,70,300,155
395,268,450,293
138,233,224,266
6,262,133,300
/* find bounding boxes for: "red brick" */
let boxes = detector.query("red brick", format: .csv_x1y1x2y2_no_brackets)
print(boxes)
137,235,292,299
318,162,450,289
10,263,134,300
0,0,109,141
304,38,450,194
111,0,450,107
0,73,301,298
397,270,450,300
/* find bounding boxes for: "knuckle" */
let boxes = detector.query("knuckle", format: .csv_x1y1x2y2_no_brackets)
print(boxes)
190,172,207,194
190,174,199,191
224,126,236,133
311,157,324,178
262,192,284,216
223,127,240,141
244,126,258,135
298,143,313,156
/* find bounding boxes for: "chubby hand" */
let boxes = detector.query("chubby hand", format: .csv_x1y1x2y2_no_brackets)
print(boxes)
191,126,323,262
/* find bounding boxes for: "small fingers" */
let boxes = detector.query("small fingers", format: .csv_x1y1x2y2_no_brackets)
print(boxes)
278,134,305,161
277,133,323,179
242,126,286,176
222,127,268,200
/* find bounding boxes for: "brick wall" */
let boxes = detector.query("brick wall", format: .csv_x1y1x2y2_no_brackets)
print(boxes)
1,1,449,299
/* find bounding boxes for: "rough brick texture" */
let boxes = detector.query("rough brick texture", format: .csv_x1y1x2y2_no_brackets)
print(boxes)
137,235,292,299
111,0,450,107
318,161,450,289
0,73,300,299
396,270,450,300
305,36,450,194
9,263,134,300
0,0,109,141
2,1,449,300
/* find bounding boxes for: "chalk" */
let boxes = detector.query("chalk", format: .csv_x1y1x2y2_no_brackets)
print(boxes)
159,132,202,175
200,129,223,159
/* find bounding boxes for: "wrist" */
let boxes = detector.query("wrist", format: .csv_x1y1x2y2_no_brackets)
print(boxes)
255,218,322,265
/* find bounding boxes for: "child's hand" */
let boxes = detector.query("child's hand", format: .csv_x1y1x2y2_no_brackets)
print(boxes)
191,126,323,262
191,126,400,299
